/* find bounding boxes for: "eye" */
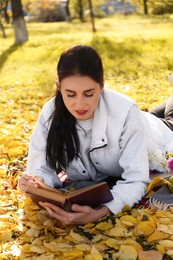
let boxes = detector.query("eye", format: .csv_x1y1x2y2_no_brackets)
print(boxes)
67,94,75,97
85,93,94,97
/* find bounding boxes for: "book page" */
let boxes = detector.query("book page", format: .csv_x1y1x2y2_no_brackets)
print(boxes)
26,186,66,204
67,182,107,197
34,177,62,194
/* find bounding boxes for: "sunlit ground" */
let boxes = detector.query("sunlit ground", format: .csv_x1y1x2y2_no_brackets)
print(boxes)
1,15,173,259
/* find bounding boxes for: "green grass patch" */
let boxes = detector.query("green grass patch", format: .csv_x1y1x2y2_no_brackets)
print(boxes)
1,14,173,129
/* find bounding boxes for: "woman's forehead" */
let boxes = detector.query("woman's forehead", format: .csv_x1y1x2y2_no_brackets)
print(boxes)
60,75,100,91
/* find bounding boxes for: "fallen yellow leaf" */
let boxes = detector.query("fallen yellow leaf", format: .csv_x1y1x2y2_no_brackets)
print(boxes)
118,245,137,260
138,250,162,260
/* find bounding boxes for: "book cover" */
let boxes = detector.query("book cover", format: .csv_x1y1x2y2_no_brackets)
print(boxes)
26,178,113,212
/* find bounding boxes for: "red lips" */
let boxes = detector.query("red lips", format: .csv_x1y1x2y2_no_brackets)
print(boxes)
75,110,88,115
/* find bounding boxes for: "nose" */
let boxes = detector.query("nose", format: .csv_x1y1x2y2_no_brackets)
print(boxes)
75,96,85,109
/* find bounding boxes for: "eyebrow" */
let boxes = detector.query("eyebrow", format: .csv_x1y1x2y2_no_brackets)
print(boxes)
65,88,95,93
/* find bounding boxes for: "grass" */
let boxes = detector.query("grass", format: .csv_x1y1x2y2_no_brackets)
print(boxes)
1,15,173,109
1,14,173,157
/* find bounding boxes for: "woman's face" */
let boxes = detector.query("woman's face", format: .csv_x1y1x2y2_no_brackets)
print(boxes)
60,75,103,120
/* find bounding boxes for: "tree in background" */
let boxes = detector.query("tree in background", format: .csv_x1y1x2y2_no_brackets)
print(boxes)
88,0,96,32
78,0,84,22
0,0,6,38
143,0,148,14
11,0,28,43
133,0,173,15
0,0,10,38
132,0,148,14
23,0,66,22
151,0,173,15
68,0,96,31
3,0,9,23
64,0,71,21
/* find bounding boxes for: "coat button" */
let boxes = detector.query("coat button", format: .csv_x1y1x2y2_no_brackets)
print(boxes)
96,162,99,165
102,139,104,142
82,170,86,173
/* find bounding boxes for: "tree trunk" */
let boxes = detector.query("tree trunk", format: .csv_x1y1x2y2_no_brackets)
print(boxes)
143,0,148,15
65,0,71,22
0,21,6,38
78,0,84,22
88,0,96,32
4,1,10,24
11,0,28,44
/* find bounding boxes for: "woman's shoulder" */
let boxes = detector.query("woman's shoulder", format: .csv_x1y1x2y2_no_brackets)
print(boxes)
40,97,55,122
42,97,55,112
103,89,135,105
102,89,136,116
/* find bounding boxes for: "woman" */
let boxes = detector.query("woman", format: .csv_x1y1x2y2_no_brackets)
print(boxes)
18,45,173,225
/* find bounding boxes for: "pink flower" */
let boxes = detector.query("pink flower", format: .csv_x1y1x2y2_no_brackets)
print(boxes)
166,157,173,172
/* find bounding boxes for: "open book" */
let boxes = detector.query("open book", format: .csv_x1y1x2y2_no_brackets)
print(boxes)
26,178,113,212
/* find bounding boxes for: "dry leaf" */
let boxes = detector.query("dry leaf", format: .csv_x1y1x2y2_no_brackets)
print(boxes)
95,221,113,231
138,250,162,260
158,240,173,249
135,221,156,236
30,245,46,254
44,241,72,252
120,215,136,226
109,226,132,237
118,245,137,260
147,230,170,243
0,230,12,242
26,228,40,237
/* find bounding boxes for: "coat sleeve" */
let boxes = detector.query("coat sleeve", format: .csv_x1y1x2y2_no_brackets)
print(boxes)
104,105,150,214
26,100,62,188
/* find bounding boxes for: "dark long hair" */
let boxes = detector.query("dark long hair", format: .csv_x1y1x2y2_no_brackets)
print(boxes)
46,45,104,172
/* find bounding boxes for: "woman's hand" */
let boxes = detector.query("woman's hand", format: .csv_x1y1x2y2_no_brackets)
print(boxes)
18,172,43,193
39,202,111,225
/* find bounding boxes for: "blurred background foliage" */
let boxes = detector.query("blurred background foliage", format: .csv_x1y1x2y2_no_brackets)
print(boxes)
1,0,173,24
1,0,173,42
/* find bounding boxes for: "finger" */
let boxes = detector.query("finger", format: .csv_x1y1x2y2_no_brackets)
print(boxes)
39,202,73,224
20,172,35,182
19,178,38,187
18,178,38,193
39,202,66,215
35,176,44,182
17,184,28,193
71,204,92,213
42,203,92,216
34,177,45,188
